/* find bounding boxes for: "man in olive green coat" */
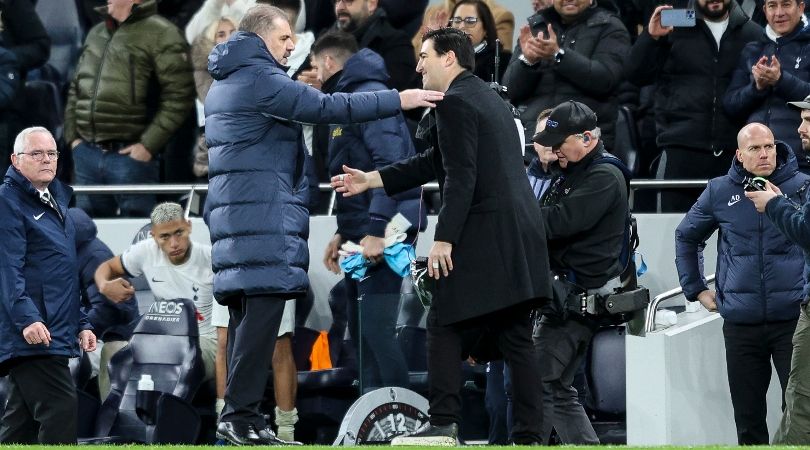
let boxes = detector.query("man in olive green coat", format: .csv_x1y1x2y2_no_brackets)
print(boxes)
65,0,194,217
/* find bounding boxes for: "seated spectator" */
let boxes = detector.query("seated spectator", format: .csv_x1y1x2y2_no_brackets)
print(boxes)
449,0,511,82
412,0,513,61
69,207,140,401
502,0,630,150
331,0,417,91
725,0,810,173
0,0,49,175
65,0,194,218
625,1,761,212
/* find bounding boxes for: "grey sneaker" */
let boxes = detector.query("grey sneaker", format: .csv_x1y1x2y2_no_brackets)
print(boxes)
390,423,459,446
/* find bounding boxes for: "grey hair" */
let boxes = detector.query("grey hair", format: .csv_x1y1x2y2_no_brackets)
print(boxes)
590,127,602,139
13,126,52,155
150,202,184,225
239,5,289,36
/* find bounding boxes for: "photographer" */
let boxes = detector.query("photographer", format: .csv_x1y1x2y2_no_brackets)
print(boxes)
532,100,631,445
675,123,808,444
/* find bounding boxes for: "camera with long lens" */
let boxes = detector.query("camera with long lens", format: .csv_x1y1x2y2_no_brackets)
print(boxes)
743,176,768,192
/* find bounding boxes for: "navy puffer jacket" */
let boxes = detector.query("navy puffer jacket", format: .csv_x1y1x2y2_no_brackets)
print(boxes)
675,142,809,324
69,208,139,341
328,49,425,241
204,32,402,301
724,24,810,169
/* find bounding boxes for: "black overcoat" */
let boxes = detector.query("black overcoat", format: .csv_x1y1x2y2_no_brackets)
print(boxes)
379,71,551,325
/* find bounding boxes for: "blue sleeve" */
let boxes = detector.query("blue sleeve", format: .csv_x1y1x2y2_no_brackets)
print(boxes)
362,116,410,237
255,70,402,125
765,194,810,250
674,185,718,301
723,44,769,120
774,67,810,105
0,196,44,332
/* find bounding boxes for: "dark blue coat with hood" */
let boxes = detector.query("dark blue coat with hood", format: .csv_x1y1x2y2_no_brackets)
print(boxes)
675,142,809,324
328,49,425,241
724,22,810,169
68,207,139,341
0,166,91,374
204,31,402,301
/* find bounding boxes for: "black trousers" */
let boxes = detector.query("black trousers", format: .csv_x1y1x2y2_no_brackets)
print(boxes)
723,318,797,445
426,304,542,444
221,294,286,428
656,146,733,213
0,356,77,444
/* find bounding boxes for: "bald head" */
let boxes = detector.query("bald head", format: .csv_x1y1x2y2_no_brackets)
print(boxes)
736,123,777,177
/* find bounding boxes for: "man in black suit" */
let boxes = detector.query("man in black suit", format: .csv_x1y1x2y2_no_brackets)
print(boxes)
332,27,550,445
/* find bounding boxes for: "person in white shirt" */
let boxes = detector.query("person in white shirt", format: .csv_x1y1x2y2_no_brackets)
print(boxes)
95,202,298,440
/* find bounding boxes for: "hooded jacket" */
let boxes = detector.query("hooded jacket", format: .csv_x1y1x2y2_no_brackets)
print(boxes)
625,1,761,154
204,31,402,301
676,142,809,324
724,22,810,169
328,49,425,241
69,208,139,341
64,0,194,154
0,167,91,373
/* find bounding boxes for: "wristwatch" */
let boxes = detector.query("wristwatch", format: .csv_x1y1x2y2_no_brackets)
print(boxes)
554,48,565,64
519,54,539,67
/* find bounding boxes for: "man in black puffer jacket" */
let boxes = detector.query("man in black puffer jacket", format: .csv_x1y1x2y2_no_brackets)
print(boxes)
503,0,630,150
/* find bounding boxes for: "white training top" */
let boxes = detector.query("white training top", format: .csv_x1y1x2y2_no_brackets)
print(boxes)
122,239,215,338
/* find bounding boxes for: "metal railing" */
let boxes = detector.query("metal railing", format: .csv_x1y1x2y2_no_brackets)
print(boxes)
644,273,715,333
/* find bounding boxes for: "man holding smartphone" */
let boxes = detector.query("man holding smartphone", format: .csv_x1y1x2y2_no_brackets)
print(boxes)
625,0,761,213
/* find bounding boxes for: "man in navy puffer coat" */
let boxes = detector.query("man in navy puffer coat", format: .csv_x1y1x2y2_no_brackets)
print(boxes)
314,33,426,392
676,123,809,444
203,5,441,445
724,2,810,172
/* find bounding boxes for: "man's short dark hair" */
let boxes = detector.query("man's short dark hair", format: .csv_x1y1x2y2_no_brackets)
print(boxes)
422,27,475,72
263,0,301,15
312,31,359,64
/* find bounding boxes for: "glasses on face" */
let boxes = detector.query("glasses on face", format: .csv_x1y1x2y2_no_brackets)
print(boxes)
449,16,479,27
17,150,59,161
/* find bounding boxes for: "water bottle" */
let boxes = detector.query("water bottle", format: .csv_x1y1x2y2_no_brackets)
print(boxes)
138,374,154,391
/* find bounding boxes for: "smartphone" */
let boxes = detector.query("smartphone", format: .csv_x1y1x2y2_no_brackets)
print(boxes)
527,14,548,39
660,9,696,27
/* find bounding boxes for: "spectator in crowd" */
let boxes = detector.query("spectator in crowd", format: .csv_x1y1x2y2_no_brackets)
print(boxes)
0,0,50,175
725,0,810,173
65,0,194,218
69,207,140,401
503,0,630,150
678,123,806,444
747,96,810,445
449,0,510,82
203,4,440,445
528,108,558,199
412,0,514,60
738,0,767,25
95,203,219,385
332,0,417,91
313,31,425,392
0,127,96,444
625,0,761,212
533,101,630,445
82,0,203,30
186,0,254,43
333,27,549,445
191,15,238,179
532,0,553,13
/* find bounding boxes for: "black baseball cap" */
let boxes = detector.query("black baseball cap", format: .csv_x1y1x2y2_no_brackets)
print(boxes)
788,94,810,109
532,100,598,147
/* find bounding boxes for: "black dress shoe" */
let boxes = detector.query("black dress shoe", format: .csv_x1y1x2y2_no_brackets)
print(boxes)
256,425,303,445
391,422,459,446
216,421,259,446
